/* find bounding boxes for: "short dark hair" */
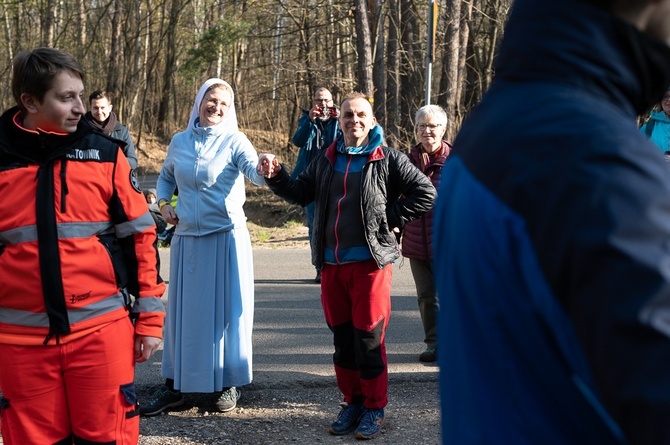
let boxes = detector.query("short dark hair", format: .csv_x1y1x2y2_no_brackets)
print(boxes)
89,90,112,104
12,48,85,113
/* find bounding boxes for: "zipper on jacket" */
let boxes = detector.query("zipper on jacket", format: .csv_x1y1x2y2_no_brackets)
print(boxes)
60,159,68,213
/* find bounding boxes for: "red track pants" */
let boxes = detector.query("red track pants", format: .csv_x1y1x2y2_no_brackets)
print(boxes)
0,317,139,444
320,259,392,409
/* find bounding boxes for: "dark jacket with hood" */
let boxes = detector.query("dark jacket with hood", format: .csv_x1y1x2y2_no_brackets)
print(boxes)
433,0,670,443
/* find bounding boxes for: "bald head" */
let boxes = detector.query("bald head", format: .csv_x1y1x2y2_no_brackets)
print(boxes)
339,93,376,147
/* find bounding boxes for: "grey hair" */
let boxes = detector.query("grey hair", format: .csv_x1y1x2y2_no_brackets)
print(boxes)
415,105,448,127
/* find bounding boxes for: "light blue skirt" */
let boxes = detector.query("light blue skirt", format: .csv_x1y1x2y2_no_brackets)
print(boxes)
161,227,254,392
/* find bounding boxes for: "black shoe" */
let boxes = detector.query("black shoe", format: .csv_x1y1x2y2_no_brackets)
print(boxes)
329,402,364,435
419,348,437,363
140,385,184,416
315,271,321,283
216,387,242,412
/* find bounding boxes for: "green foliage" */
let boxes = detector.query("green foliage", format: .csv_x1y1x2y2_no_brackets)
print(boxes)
254,227,273,243
181,18,252,78
283,220,305,229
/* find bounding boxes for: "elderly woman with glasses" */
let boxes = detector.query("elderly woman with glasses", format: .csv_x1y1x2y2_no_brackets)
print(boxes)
400,104,452,363
640,88,670,153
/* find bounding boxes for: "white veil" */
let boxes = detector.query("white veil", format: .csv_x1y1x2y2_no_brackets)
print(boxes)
187,78,239,134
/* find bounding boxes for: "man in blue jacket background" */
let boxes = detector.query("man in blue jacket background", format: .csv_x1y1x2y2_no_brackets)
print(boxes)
291,87,339,282
433,0,670,443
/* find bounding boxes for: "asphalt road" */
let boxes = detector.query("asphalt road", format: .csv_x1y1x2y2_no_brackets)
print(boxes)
136,247,438,387
133,247,441,444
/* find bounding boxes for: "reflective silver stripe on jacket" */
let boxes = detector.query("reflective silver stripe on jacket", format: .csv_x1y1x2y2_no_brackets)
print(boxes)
0,210,155,246
0,222,115,246
116,212,156,238
131,296,166,314
0,292,126,327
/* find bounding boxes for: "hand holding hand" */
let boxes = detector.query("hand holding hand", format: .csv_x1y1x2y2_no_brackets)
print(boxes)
258,153,281,179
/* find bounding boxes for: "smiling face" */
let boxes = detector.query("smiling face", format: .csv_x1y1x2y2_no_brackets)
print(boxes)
21,70,85,133
198,87,232,127
338,97,376,147
416,116,446,154
90,97,112,123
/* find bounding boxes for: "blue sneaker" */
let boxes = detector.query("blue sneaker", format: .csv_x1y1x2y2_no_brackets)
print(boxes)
355,408,385,440
329,402,364,435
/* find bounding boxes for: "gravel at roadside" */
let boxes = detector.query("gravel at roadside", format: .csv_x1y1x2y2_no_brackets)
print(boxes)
138,372,440,444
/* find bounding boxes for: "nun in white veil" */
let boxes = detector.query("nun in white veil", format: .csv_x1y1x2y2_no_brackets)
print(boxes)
148,78,266,415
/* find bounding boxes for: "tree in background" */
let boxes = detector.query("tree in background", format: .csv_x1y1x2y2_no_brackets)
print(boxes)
0,0,510,161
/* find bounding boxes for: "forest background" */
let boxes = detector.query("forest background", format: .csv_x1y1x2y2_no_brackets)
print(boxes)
0,0,511,174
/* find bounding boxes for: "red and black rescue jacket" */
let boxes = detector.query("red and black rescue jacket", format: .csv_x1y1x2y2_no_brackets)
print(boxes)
0,107,165,345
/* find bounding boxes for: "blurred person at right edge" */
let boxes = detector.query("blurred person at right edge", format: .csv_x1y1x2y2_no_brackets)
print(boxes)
432,0,670,444
400,105,451,364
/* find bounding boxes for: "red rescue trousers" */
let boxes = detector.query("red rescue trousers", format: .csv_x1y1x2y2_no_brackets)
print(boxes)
0,317,139,444
320,259,392,410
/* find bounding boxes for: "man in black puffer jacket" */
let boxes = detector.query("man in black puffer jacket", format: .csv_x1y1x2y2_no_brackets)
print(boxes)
259,92,435,440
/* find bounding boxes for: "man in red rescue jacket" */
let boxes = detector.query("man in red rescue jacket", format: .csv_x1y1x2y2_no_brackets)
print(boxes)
0,48,165,444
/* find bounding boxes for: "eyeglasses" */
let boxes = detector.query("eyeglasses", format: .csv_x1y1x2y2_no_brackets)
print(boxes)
417,123,443,131
205,99,230,108
663,96,670,103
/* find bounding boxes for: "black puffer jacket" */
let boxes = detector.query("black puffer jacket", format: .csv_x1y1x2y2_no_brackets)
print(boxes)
267,140,436,270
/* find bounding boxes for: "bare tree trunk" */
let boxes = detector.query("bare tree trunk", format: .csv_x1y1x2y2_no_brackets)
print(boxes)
157,0,182,138
215,0,225,78
327,0,342,93
272,6,284,102
483,0,501,88
233,0,248,102
77,0,86,56
2,0,13,63
372,0,386,125
43,0,56,46
106,0,122,99
455,0,473,126
135,18,153,148
399,0,420,134
353,0,374,97
386,0,400,147
439,0,461,141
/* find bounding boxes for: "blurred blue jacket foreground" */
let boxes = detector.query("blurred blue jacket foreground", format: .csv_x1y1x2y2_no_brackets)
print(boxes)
433,0,670,443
